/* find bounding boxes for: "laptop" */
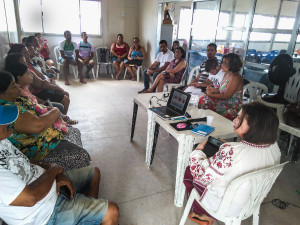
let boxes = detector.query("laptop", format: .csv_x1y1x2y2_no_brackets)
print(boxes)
150,88,191,120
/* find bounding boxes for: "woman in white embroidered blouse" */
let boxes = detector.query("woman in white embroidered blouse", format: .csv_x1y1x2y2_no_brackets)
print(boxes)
184,102,281,225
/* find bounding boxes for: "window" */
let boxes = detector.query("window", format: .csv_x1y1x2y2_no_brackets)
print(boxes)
19,0,101,35
178,8,192,40
252,15,276,29
277,17,295,29
249,32,272,41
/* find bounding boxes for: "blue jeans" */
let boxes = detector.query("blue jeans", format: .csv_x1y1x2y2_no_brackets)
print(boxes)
47,166,108,225
143,68,160,90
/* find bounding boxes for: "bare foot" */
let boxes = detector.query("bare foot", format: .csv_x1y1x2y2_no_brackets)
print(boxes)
79,79,87,84
65,80,70,85
116,74,121,80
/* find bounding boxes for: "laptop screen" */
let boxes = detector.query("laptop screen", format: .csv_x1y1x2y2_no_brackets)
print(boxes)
167,88,191,114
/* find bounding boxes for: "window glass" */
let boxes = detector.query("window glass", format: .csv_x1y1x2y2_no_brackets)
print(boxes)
234,14,246,27
0,0,7,32
277,17,295,29
80,0,101,35
4,0,18,43
274,34,291,42
178,8,192,40
19,0,43,32
192,9,217,40
43,0,80,34
252,15,276,29
249,32,272,41
216,12,230,40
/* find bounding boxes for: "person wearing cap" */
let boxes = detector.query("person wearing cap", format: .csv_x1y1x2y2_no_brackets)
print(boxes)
0,104,119,225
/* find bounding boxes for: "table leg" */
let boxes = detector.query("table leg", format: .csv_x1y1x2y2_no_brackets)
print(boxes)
174,135,195,207
146,110,156,166
150,122,160,165
130,102,138,141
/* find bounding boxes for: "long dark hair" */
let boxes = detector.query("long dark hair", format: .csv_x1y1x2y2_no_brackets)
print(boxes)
175,46,185,59
222,53,243,73
237,101,279,144
7,44,26,55
5,53,24,70
5,63,28,83
0,71,14,94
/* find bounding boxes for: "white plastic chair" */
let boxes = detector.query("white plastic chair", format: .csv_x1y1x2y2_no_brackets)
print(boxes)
243,82,268,103
124,65,143,82
187,65,201,85
95,46,114,79
180,162,288,225
53,46,78,80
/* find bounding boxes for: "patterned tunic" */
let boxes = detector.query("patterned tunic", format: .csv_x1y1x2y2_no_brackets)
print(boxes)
187,141,281,217
198,79,242,120
0,98,62,161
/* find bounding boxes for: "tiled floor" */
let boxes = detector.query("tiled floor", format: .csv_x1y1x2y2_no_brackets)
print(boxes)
58,77,300,225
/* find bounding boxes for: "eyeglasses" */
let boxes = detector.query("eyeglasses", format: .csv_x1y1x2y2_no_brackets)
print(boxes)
133,41,139,43
221,61,228,66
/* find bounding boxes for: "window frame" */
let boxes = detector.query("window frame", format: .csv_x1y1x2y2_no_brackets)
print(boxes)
18,0,102,37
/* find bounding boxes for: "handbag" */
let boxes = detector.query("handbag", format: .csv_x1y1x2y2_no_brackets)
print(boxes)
125,59,143,66
283,103,300,128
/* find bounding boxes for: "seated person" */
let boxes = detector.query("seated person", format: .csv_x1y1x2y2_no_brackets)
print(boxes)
171,40,180,53
35,33,58,71
0,71,89,170
138,40,174,93
77,32,95,80
26,43,56,82
6,62,78,128
59,30,84,85
184,58,225,95
198,53,243,120
21,37,27,45
6,45,70,114
184,102,280,224
143,47,186,93
125,37,146,81
110,34,129,80
26,36,58,76
0,104,119,225
189,43,218,86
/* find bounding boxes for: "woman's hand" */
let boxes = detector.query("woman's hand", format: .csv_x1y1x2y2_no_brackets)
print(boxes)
206,86,220,95
195,141,207,150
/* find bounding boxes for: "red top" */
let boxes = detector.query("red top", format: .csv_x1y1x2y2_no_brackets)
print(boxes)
114,42,127,56
40,45,50,59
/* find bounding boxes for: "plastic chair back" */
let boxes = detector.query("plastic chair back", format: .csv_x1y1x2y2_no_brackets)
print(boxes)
243,82,268,103
187,65,201,85
164,62,188,91
180,162,288,225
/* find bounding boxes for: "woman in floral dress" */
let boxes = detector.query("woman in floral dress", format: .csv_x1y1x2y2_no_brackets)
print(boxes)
198,53,243,120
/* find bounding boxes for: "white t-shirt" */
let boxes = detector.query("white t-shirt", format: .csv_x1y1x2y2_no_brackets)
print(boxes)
208,70,225,88
155,49,174,67
59,40,78,58
0,139,57,225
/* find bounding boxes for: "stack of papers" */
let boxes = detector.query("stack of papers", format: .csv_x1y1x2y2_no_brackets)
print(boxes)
191,124,215,136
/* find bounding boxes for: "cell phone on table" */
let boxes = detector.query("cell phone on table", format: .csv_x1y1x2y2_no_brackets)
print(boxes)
60,185,71,201
202,136,225,158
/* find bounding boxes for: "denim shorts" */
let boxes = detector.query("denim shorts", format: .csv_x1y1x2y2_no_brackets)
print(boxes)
47,166,108,225
59,56,75,63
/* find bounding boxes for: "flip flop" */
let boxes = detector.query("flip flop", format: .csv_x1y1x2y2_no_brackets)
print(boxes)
79,79,87,84
65,81,70,85
188,215,213,225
